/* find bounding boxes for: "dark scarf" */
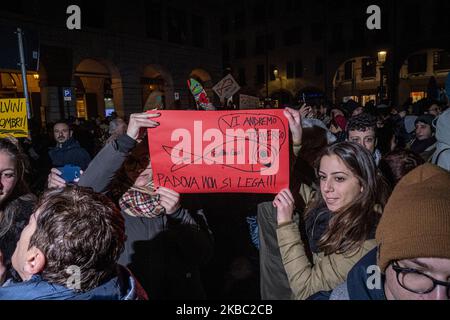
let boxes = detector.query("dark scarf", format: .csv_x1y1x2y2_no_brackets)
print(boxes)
304,206,332,254
411,137,436,154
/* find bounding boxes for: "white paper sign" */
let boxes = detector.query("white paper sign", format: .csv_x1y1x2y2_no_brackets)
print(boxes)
213,74,241,101
239,94,261,109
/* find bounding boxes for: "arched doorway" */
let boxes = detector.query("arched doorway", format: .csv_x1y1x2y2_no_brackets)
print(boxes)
0,67,44,127
142,65,174,110
73,58,121,119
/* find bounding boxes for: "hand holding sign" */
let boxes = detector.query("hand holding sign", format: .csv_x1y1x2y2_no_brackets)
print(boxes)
274,188,295,225
127,112,161,141
155,187,181,215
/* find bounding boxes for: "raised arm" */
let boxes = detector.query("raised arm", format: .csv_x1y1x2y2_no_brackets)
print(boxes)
48,112,160,193
283,106,305,158
78,112,160,193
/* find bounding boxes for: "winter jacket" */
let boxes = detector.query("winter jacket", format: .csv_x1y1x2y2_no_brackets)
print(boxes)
0,265,147,300
277,218,376,300
48,137,91,170
431,109,450,171
408,137,437,162
78,134,214,299
329,248,386,300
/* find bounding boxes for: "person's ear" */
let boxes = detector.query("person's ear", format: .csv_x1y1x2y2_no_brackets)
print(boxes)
23,247,46,278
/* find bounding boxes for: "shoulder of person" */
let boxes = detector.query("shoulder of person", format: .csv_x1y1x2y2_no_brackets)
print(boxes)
343,239,377,260
6,193,36,213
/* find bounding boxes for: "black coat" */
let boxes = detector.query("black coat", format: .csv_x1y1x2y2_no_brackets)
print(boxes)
48,137,91,170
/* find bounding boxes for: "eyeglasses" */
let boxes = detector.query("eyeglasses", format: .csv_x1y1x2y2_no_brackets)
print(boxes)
392,261,450,297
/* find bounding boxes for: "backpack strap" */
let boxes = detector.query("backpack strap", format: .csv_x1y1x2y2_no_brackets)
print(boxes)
434,148,450,165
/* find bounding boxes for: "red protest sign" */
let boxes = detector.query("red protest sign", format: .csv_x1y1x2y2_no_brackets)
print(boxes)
147,110,289,193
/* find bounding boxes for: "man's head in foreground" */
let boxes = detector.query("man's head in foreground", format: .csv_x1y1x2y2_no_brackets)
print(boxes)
376,164,450,300
12,186,125,292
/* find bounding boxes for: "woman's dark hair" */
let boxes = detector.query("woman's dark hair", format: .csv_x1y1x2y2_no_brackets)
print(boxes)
306,142,391,255
378,149,425,187
376,122,396,156
299,126,329,167
291,126,329,212
108,139,151,202
0,138,31,238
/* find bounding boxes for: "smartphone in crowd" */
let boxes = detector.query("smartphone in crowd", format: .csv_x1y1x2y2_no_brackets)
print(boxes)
57,164,81,183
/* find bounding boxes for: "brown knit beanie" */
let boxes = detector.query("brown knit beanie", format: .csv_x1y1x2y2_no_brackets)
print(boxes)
376,163,450,272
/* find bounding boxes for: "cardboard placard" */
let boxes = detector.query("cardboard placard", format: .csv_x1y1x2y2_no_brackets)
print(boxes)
240,94,261,109
212,74,240,101
147,110,289,193
0,98,28,138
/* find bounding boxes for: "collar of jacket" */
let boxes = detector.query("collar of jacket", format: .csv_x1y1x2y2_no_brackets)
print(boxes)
373,149,382,166
55,137,79,150
346,247,387,300
0,265,143,300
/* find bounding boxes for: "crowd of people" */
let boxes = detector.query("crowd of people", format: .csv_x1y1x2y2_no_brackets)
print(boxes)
0,94,449,300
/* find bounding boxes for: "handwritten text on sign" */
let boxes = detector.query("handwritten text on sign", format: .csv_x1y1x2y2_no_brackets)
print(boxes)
0,99,28,138
212,74,240,101
147,110,289,193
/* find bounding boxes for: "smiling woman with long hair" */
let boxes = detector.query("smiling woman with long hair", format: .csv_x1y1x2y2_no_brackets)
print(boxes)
273,141,391,300
0,138,36,283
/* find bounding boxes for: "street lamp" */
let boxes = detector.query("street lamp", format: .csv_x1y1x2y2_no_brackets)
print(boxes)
377,51,387,103
273,67,279,79
272,67,282,107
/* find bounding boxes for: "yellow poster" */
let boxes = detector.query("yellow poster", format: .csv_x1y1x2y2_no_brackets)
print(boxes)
0,98,28,138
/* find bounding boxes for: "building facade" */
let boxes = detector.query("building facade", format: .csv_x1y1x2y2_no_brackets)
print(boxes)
221,0,450,107
0,0,223,126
